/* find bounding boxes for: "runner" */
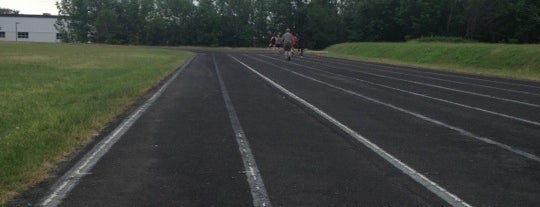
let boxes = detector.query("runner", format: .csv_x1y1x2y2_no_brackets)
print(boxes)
292,32,298,56
274,33,282,55
297,32,305,57
281,28,293,61
269,33,277,53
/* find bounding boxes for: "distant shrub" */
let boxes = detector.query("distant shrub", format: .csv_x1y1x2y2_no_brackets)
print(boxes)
507,38,519,44
408,36,477,43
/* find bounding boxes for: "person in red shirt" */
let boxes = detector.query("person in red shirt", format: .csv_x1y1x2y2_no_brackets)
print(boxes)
292,32,298,55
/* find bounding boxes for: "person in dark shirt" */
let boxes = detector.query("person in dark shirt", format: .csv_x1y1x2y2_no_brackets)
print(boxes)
297,33,305,57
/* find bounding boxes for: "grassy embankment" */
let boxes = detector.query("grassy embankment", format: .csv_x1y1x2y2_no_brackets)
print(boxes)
325,42,540,81
0,42,192,205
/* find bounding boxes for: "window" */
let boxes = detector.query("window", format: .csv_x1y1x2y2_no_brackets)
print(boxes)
56,33,62,40
18,32,28,39
0,32,5,38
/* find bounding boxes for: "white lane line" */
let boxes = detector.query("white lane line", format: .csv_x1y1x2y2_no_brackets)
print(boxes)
247,55,540,163
213,55,271,207
295,56,540,107
384,70,540,97
38,57,195,207
259,55,540,126
301,57,540,97
304,55,540,90
231,55,472,207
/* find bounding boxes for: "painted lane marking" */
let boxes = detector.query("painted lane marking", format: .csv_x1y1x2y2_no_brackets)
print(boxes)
38,57,195,207
298,56,540,97
248,55,540,163
303,55,540,90
292,56,540,107
213,55,271,207
259,55,540,126
230,55,472,207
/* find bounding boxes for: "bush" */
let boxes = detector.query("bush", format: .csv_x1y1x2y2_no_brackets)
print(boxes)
408,36,477,43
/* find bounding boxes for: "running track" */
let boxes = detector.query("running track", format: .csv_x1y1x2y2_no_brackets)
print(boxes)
19,51,540,206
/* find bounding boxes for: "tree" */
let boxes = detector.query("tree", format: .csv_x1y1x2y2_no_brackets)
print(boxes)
192,0,221,46
303,1,341,49
268,0,295,33
342,0,402,42
252,0,272,46
0,8,19,14
397,0,444,39
441,0,467,37
57,0,92,43
117,0,154,44
55,0,540,46
491,0,540,43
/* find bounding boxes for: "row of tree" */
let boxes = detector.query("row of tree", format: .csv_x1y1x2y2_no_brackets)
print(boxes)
51,0,540,49
0,8,20,14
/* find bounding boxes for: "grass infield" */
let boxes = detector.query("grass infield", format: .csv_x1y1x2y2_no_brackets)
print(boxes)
325,42,540,81
0,42,192,205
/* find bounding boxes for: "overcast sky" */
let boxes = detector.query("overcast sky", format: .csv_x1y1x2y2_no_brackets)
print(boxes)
1,0,59,15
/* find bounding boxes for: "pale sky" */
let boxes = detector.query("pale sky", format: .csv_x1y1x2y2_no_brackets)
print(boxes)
1,0,59,15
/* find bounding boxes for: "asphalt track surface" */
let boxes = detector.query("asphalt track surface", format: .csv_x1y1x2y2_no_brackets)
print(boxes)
16,50,540,206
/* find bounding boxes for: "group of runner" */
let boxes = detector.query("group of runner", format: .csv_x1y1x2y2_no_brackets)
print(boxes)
269,28,304,61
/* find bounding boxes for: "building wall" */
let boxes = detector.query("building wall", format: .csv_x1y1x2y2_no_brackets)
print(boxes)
0,15,61,43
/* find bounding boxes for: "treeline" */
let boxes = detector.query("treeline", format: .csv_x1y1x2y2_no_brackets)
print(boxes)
0,7,20,14
57,0,540,49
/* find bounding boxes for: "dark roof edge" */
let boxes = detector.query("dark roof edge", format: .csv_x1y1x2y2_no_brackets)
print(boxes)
0,14,61,18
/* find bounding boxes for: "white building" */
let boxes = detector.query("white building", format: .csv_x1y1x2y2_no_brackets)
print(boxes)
0,14,62,43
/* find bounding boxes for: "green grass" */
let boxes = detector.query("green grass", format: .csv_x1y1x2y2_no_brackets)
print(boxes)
325,42,540,81
0,42,192,205
407,36,478,43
